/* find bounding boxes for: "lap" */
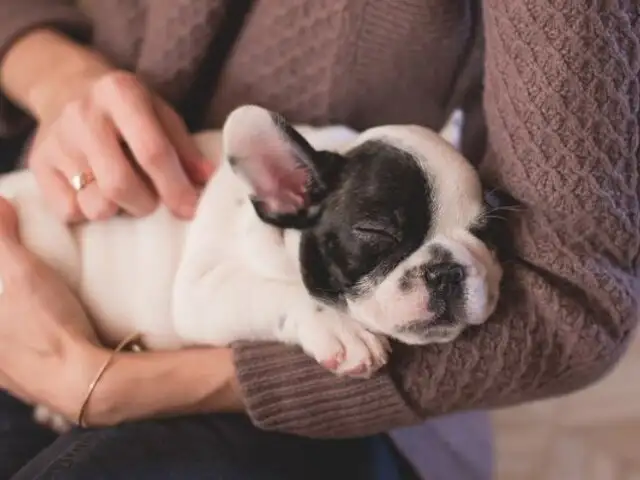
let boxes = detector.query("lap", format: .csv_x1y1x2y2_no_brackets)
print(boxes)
0,392,57,480
1,396,407,479
0,393,494,480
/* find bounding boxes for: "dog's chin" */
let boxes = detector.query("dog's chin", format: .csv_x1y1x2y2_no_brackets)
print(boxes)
391,323,467,345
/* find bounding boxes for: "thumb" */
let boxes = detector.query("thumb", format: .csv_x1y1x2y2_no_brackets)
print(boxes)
0,197,20,243
0,196,32,271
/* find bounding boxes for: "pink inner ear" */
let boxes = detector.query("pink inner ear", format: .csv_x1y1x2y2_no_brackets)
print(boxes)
252,155,310,215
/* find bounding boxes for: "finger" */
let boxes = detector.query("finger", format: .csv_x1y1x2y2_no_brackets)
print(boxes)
31,163,84,223
0,374,33,406
50,137,120,221
97,75,198,219
0,197,34,274
154,99,215,186
27,131,85,223
78,182,120,221
73,110,157,217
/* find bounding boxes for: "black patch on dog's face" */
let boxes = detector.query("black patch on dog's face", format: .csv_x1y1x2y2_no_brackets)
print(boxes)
299,141,433,304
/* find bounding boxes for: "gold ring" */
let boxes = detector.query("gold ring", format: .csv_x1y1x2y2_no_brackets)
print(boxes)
70,171,95,192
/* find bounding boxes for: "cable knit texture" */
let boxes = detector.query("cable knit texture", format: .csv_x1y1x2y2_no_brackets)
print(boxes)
0,0,638,438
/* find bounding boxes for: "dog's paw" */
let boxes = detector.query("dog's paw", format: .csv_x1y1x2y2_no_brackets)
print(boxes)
295,307,390,378
33,405,74,434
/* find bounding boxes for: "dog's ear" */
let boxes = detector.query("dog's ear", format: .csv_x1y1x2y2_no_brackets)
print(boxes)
473,184,522,262
222,105,340,229
483,187,520,212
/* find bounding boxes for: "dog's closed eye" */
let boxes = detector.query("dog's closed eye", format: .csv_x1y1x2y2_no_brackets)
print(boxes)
353,221,402,244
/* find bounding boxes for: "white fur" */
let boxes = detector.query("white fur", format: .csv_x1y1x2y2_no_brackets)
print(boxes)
2,108,493,431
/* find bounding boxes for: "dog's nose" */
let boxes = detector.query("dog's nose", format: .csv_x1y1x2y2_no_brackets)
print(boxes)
424,262,466,290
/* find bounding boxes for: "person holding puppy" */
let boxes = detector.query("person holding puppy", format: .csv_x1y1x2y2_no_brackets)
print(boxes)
0,1,637,479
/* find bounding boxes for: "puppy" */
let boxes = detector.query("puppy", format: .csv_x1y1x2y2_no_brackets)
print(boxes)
1,105,502,429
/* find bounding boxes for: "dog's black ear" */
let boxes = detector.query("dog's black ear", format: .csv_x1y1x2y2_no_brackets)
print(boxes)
483,186,519,212
472,185,522,261
222,105,341,229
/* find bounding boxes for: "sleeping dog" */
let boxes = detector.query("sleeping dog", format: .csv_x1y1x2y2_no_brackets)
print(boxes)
0,105,503,429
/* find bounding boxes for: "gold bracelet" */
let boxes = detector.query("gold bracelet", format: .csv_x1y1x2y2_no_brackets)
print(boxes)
76,331,142,428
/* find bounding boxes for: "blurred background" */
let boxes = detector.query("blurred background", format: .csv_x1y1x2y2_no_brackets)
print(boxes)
492,329,640,480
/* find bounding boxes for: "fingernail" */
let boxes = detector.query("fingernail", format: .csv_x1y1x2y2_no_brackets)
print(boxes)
197,158,215,180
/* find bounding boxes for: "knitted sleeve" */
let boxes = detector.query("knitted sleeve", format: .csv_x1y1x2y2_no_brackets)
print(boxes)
232,0,640,437
0,0,91,137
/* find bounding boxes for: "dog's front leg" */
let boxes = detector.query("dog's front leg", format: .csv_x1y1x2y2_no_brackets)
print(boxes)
172,265,389,378
277,299,390,378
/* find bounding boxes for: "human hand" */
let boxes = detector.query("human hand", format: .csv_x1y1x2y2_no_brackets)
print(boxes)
28,68,214,222
0,197,106,418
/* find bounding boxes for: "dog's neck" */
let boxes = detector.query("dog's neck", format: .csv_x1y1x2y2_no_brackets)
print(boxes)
237,203,303,282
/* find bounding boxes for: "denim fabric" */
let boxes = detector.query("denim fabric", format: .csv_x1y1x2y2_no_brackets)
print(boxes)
0,392,407,480
0,393,57,479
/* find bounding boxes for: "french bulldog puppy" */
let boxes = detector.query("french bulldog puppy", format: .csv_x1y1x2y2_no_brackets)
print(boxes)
1,105,502,430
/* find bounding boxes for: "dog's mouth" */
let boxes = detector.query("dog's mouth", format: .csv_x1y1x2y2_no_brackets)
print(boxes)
429,312,459,328
393,317,465,345
396,312,458,337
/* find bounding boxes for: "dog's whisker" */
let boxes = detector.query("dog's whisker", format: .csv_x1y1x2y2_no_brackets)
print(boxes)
482,214,508,223
486,205,523,214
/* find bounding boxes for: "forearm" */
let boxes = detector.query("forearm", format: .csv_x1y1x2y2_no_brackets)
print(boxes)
0,0,92,135
0,28,112,123
231,0,640,438
74,345,244,427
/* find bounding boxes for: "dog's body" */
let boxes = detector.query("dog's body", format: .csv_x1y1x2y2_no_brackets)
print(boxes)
2,105,503,430
1,123,386,357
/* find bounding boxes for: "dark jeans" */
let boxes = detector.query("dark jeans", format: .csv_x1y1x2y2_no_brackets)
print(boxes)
0,391,411,479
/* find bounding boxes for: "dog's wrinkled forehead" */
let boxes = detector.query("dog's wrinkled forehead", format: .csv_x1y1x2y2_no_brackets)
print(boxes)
333,139,430,218
321,138,433,247
354,125,485,232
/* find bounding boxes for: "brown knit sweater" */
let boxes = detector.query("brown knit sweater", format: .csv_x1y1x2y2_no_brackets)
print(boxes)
0,0,638,438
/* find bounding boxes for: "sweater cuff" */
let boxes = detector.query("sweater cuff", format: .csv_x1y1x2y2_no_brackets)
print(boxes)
233,341,419,438
0,2,92,137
